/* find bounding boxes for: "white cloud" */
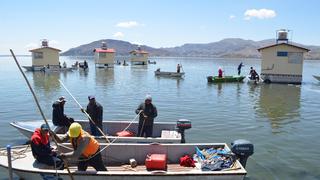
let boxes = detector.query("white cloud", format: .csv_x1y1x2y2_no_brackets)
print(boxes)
49,40,59,47
229,15,236,19
132,41,142,45
244,9,276,20
113,32,124,38
116,21,140,28
25,43,38,50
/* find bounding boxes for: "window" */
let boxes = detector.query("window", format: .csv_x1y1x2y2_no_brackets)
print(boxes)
99,52,106,58
33,52,43,59
277,51,288,57
288,52,303,64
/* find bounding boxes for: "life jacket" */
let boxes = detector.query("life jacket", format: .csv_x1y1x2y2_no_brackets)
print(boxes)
70,130,99,158
31,128,49,146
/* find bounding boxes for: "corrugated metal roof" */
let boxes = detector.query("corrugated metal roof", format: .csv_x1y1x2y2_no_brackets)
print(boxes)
257,43,310,52
29,47,61,52
93,48,116,53
129,50,149,54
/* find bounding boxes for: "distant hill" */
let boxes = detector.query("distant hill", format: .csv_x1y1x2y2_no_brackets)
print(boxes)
61,38,320,60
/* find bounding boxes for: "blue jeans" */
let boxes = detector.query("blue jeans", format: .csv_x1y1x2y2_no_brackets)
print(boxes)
89,122,103,136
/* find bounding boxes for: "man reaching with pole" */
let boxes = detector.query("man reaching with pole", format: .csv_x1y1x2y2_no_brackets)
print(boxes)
82,95,103,136
51,122,107,171
135,95,158,137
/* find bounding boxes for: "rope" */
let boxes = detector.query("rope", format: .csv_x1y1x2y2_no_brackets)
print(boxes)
58,80,110,144
10,50,74,180
75,110,142,162
0,145,29,161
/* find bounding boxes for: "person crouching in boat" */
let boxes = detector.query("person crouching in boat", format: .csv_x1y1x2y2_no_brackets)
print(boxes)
52,96,74,133
52,122,107,171
31,124,64,169
218,67,223,78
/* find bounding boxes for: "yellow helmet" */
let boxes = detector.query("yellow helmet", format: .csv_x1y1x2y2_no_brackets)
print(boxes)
68,123,82,138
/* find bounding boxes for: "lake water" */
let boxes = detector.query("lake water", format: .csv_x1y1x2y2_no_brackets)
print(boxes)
0,55,320,180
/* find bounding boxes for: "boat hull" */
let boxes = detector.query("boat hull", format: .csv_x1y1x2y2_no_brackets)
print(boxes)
155,71,185,78
0,143,246,180
313,75,320,81
207,76,245,83
10,120,182,143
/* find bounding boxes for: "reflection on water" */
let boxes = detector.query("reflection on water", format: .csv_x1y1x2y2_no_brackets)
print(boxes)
95,68,115,86
79,68,89,78
32,72,60,94
256,84,301,130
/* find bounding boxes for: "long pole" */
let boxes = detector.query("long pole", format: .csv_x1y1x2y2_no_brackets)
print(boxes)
58,80,110,143
10,49,74,180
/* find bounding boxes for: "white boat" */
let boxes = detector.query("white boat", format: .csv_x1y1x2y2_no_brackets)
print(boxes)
22,66,73,72
313,75,320,81
0,143,249,180
10,120,190,143
154,71,185,78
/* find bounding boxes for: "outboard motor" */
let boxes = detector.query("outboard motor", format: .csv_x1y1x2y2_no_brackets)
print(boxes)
176,119,192,143
231,139,254,168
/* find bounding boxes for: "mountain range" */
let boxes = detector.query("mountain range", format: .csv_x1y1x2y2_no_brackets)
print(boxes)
61,38,320,60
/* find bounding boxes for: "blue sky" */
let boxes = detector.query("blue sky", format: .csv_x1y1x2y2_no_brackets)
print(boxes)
1,0,319,54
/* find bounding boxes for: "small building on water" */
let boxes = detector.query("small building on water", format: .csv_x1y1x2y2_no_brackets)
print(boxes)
130,46,149,65
28,39,61,71
257,30,310,84
93,42,116,68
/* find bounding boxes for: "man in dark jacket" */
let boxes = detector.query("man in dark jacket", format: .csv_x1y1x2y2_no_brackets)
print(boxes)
52,96,74,129
84,95,103,136
135,95,157,137
31,124,63,169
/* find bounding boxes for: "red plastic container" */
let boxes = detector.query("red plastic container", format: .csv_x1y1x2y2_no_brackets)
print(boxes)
145,154,167,170
116,130,134,137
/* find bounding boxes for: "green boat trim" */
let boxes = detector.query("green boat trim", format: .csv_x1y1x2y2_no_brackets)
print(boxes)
207,75,245,83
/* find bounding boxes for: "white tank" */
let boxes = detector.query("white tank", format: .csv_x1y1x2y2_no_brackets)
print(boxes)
278,30,288,40
101,42,107,49
41,39,48,47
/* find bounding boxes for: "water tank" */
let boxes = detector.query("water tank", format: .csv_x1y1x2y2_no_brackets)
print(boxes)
101,42,107,49
41,39,48,47
278,30,288,40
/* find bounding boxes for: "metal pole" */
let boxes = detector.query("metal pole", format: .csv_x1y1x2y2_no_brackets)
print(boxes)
10,49,74,180
6,145,13,180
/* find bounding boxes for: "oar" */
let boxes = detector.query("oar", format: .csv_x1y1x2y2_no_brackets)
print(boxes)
58,80,110,143
10,49,74,180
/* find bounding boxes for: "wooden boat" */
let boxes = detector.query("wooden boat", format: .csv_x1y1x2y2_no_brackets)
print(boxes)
10,120,187,143
0,143,247,180
148,60,157,64
313,75,320,81
155,71,185,78
207,76,245,83
22,66,73,72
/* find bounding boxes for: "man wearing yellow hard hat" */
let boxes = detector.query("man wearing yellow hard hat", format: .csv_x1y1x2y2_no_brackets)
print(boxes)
52,122,107,171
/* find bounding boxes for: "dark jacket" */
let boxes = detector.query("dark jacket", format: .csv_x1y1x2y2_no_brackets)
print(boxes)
52,101,73,126
135,103,157,126
86,102,103,128
31,128,52,158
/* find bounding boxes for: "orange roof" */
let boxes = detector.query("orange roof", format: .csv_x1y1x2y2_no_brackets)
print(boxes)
129,50,149,54
93,48,116,53
257,43,310,52
29,47,61,52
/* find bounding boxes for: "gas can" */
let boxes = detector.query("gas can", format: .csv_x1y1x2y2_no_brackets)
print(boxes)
145,154,167,170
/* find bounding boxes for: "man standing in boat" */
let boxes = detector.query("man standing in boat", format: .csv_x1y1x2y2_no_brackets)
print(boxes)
177,64,181,73
82,95,103,136
52,96,74,131
30,124,64,169
52,122,107,171
135,95,158,137
237,62,244,75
